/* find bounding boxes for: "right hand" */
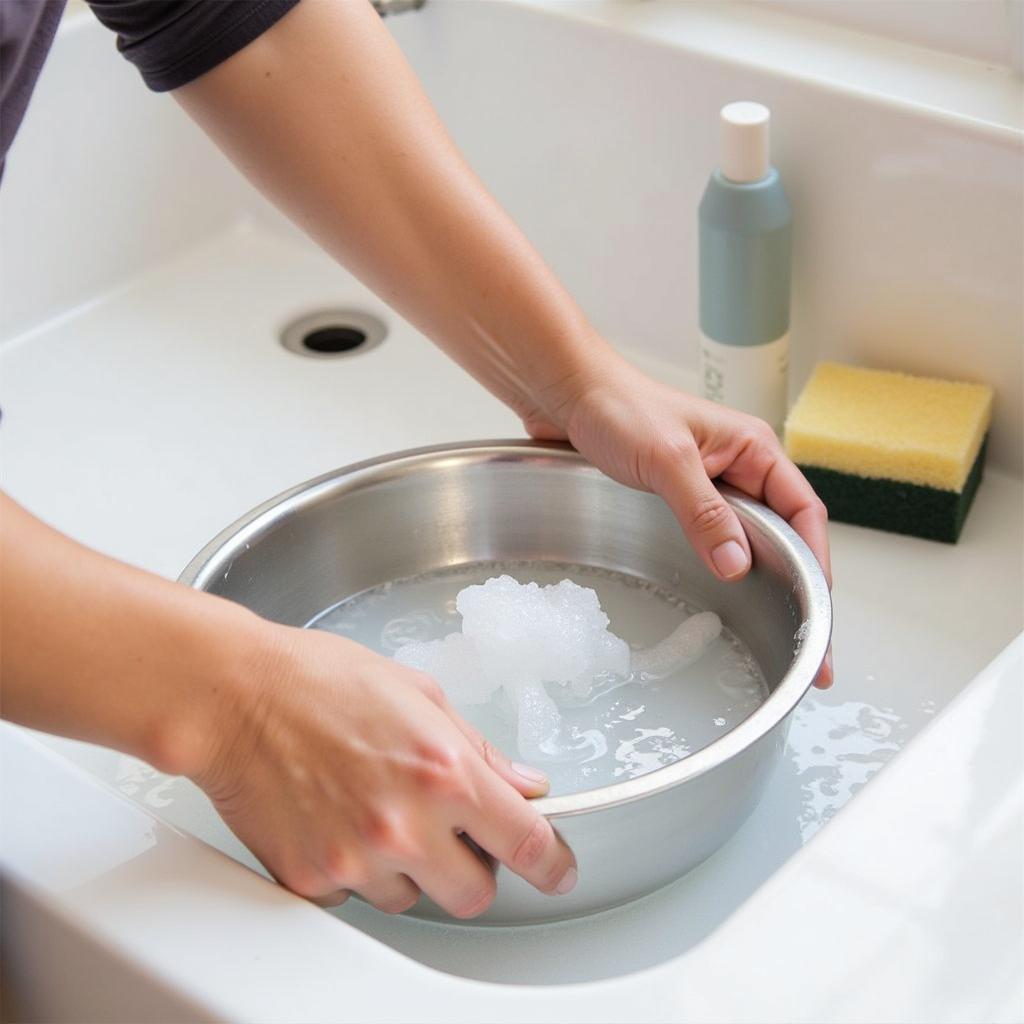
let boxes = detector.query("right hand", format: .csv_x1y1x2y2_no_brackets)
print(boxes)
195,624,578,917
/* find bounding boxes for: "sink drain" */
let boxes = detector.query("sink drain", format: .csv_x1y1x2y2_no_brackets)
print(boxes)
280,310,387,359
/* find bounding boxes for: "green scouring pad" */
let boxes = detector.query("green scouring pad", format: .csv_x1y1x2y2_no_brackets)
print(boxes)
784,363,994,543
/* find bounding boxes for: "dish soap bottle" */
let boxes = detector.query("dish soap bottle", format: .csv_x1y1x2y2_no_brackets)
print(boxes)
699,102,792,434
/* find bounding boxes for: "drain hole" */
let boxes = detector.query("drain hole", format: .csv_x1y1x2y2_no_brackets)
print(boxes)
281,310,387,359
303,326,367,353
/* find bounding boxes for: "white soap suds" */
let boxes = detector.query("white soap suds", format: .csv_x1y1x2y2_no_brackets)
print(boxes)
393,631,490,706
393,575,722,764
514,680,565,762
457,575,631,693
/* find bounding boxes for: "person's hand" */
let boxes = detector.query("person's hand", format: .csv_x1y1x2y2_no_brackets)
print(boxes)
194,624,578,916
525,348,834,689
172,0,829,688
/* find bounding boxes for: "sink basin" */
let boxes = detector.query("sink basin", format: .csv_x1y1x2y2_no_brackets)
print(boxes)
0,1,1020,1019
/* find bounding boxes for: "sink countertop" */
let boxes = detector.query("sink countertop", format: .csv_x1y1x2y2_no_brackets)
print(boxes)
1,222,1021,1022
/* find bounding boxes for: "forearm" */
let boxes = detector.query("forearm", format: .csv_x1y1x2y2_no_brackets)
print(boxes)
175,0,614,428
0,493,264,775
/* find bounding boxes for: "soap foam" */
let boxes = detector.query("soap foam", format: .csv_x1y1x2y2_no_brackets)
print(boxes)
394,575,721,764
456,575,631,693
393,631,492,706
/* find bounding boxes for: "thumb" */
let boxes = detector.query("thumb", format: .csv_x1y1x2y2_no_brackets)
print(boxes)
655,444,751,582
443,706,550,798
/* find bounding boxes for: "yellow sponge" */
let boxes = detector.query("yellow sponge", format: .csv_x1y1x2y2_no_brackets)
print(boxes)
785,363,993,492
784,363,994,543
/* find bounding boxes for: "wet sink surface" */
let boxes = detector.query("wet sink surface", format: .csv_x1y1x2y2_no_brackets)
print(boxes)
7,224,1022,986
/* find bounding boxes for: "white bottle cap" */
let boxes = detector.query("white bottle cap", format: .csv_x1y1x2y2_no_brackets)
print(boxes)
720,101,771,184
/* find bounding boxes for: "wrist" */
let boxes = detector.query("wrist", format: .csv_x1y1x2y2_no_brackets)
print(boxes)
143,599,278,782
518,328,626,437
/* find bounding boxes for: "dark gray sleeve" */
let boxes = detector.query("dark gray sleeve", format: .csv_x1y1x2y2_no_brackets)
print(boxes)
86,0,302,92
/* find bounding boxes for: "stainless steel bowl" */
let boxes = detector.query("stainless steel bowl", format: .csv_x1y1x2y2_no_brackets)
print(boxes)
180,440,831,925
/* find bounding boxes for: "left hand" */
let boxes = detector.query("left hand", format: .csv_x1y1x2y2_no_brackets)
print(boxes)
524,348,834,689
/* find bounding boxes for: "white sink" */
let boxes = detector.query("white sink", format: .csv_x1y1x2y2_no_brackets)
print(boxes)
1,3,1021,1020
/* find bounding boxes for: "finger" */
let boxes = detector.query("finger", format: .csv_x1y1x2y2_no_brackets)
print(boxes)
442,706,550,798
406,670,551,797
461,765,577,898
353,873,421,915
407,831,499,920
760,463,834,689
722,451,832,588
310,889,351,909
460,831,499,873
263,848,354,905
814,648,834,690
732,458,836,689
715,440,835,690
653,444,752,581
764,461,832,588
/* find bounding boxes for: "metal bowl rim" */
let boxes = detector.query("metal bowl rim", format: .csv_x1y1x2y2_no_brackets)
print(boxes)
179,439,832,818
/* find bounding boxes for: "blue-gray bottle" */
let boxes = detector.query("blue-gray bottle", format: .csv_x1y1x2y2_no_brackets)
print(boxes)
699,102,791,433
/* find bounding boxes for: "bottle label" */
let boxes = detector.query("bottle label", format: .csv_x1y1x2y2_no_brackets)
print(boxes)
699,332,790,433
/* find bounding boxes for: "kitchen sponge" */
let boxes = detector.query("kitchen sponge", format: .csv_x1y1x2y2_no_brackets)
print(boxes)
784,363,993,543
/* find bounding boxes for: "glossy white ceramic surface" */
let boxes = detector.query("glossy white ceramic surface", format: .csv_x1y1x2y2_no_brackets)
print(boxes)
1,3,1022,1021
2,220,1021,1013
3,634,1020,1022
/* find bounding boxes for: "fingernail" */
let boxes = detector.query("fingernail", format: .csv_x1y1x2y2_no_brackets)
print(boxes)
513,762,548,785
711,540,749,579
814,650,834,689
555,866,578,895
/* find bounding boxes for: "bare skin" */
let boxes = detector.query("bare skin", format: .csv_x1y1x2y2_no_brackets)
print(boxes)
0,496,574,915
0,0,831,918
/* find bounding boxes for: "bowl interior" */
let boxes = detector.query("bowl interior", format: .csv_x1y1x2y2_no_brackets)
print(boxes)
185,443,822,697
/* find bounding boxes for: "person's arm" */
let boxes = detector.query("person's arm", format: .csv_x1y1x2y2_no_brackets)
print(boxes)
175,0,832,686
0,493,576,915
0,494,254,770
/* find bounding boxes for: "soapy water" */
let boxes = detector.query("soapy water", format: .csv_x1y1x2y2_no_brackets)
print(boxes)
393,575,725,765
309,562,767,796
